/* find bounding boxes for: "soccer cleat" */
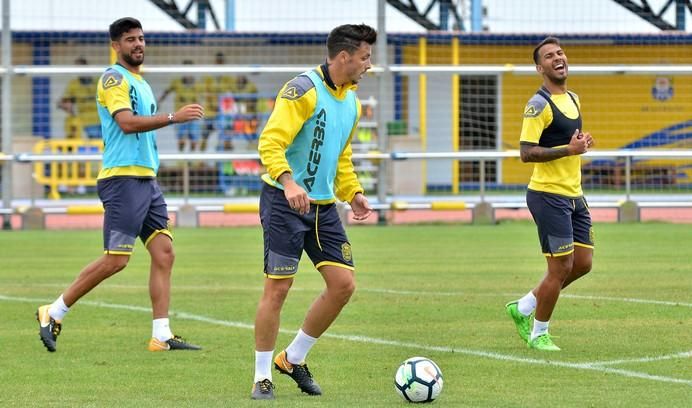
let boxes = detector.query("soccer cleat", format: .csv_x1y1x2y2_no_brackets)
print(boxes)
505,301,532,342
251,379,275,400
147,335,202,351
528,333,561,351
36,305,62,352
274,350,322,395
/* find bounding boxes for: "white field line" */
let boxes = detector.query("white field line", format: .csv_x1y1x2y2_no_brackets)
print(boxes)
589,351,692,367
364,288,692,308
321,333,692,386
2,294,691,387
558,294,692,308
7,283,692,308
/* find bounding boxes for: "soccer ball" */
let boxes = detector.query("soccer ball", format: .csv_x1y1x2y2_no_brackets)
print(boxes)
394,357,444,403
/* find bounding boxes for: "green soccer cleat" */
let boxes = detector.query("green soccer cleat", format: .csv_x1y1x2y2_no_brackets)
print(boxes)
528,333,561,351
505,301,531,342
251,379,275,400
274,350,322,396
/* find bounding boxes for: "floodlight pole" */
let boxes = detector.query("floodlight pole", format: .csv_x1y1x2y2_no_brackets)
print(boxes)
225,0,235,30
1,0,11,230
676,0,686,30
471,0,483,31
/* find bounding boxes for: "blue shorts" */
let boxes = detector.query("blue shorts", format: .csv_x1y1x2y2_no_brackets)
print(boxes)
176,122,201,141
526,189,594,257
97,177,172,255
259,183,354,279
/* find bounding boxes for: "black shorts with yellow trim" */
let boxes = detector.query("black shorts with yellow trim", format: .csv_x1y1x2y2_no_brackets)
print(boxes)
526,189,594,257
259,183,354,279
97,176,172,255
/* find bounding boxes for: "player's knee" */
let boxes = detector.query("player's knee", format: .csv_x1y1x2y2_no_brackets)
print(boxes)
573,250,593,275
556,269,571,284
104,255,129,275
343,281,356,304
342,279,356,300
265,278,292,305
153,246,175,270
575,261,592,276
550,257,573,282
331,276,356,305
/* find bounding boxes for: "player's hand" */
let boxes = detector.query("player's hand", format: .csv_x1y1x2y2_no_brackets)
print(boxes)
174,104,205,123
567,129,589,155
582,131,594,149
350,193,373,221
283,180,310,215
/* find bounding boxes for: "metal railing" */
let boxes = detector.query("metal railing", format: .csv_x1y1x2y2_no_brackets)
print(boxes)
3,147,692,229
13,149,692,203
31,139,104,199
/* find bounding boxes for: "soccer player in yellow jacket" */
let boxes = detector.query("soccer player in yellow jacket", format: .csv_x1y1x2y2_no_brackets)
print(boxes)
505,37,595,351
201,52,235,151
250,24,376,400
58,57,100,139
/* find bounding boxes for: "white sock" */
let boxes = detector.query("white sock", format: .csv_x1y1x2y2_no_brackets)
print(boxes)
531,319,550,341
48,294,70,321
254,350,274,383
286,329,318,364
152,318,173,342
517,291,537,316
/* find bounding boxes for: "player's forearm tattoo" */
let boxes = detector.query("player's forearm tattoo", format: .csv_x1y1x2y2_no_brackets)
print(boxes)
520,144,570,163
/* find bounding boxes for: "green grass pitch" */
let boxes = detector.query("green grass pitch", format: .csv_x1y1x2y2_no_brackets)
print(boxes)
1,222,690,407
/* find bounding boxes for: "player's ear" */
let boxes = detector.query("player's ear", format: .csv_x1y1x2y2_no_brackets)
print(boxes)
536,64,543,74
339,49,349,63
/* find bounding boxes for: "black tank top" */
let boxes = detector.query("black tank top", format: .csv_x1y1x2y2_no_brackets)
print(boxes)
536,87,582,148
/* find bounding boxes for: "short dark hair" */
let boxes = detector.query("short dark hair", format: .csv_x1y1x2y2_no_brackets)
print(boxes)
327,24,377,58
533,36,561,64
109,17,143,41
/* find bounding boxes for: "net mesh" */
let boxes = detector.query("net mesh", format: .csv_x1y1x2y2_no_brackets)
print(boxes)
2,0,691,201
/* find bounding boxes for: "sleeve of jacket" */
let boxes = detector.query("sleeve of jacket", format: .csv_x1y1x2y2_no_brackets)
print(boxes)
334,99,364,202
258,79,315,181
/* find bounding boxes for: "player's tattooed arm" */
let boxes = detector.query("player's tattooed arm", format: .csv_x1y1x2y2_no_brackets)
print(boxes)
520,129,589,162
519,143,570,163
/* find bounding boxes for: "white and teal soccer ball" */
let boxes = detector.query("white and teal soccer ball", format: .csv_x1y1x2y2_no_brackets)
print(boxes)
394,357,444,403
